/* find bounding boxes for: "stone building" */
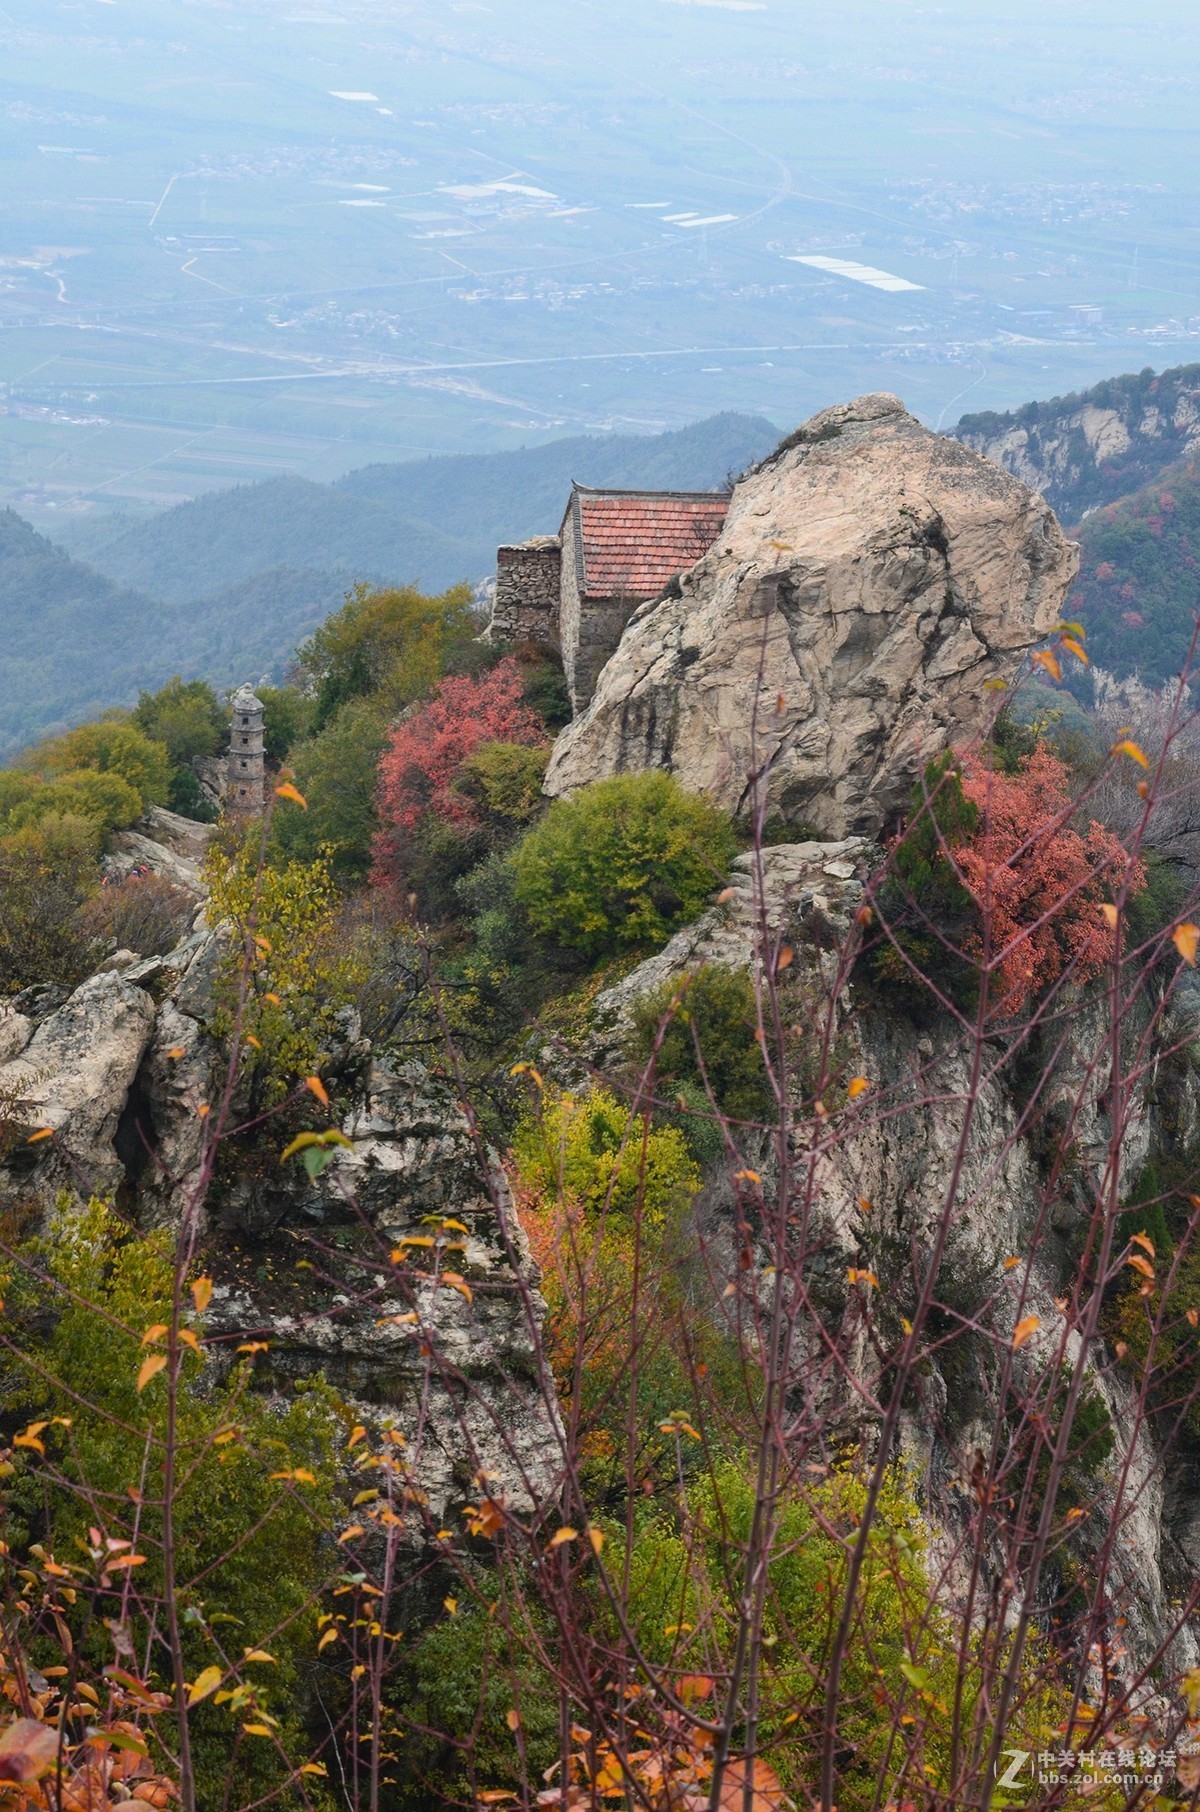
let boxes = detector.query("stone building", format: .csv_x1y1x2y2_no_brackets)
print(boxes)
492,484,729,712
227,684,265,813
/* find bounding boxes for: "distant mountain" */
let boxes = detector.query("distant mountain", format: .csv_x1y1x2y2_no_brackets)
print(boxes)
0,510,179,758
57,475,463,608
7,413,780,754
953,364,1200,526
64,413,779,606
1064,455,1200,686
334,412,779,549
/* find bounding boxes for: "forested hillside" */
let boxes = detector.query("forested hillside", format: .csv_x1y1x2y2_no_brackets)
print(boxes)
1068,457,1200,684
0,509,176,758
954,361,1200,525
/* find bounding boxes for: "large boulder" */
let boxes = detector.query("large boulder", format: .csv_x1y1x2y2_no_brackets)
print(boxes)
0,973,157,1202
544,394,1077,835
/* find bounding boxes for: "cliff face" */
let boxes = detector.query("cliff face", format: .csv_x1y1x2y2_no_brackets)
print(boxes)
0,819,561,1527
587,839,1200,1687
953,363,1200,526
545,394,1076,837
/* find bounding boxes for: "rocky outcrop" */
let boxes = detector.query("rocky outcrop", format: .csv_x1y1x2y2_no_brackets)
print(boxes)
953,362,1200,525
0,973,157,1202
0,814,561,1523
204,1059,562,1520
545,394,1075,837
106,806,215,896
590,836,1197,1681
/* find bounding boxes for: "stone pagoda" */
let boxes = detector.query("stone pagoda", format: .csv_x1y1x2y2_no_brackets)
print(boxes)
227,684,265,813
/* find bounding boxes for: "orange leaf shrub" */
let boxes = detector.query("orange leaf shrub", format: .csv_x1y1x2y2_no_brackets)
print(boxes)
957,745,1143,1013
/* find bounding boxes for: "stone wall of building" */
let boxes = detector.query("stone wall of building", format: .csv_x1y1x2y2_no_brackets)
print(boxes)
491,537,561,645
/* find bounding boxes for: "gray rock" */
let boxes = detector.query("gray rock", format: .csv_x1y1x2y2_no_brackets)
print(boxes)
204,1058,562,1522
0,1010,32,1066
545,394,1076,835
587,838,869,1059
0,973,157,1202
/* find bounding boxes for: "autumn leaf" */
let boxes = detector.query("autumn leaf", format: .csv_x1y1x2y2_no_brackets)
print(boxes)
547,1527,577,1549
137,1355,167,1393
1062,635,1089,665
441,1272,472,1304
1174,923,1200,967
1011,1316,1040,1350
1126,1254,1155,1280
505,1709,521,1732
1032,649,1061,682
1099,903,1118,930
186,1666,222,1707
242,1650,276,1665
305,1075,330,1107
847,1076,871,1100
26,1128,54,1144
775,945,794,972
1112,737,1150,770
1003,1256,1021,1271
274,782,308,808
587,1527,604,1556
1130,1232,1156,1258
465,1498,505,1538
716,886,737,905
191,1277,213,1314
717,1757,788,1810
0,1719,59,1782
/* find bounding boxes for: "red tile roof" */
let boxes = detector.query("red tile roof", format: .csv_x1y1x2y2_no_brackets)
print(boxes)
569,488,729,600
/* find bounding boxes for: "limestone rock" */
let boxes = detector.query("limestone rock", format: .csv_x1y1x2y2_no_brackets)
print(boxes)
135,999,221,1223
106,809,214,897
204,1059,562,1520
586,838,869,1062
0,1009,32,1066
545,395,1076,836
0,973,157,1202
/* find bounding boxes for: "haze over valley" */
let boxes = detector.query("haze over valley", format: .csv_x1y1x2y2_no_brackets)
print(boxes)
5,0,1200,526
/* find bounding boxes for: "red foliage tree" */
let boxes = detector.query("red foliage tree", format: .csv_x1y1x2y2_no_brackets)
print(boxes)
957,745,1144,1014
372,657,545,878
1094,560,1116,582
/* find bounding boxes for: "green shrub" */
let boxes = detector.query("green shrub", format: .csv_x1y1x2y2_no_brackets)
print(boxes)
0,1199,341,1810
513,1086,698,1229
296,581,477,729
270,698,388,878
0,814,102,991
455,740,549,827
36,715,172,814
133,675,227,767
391,1601,559,1807
630,964,770,1135
511,773,736,959
257,683,316,762
205,841,368,1105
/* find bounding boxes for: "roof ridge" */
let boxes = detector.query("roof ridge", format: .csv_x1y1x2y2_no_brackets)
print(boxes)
571,483,731,501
